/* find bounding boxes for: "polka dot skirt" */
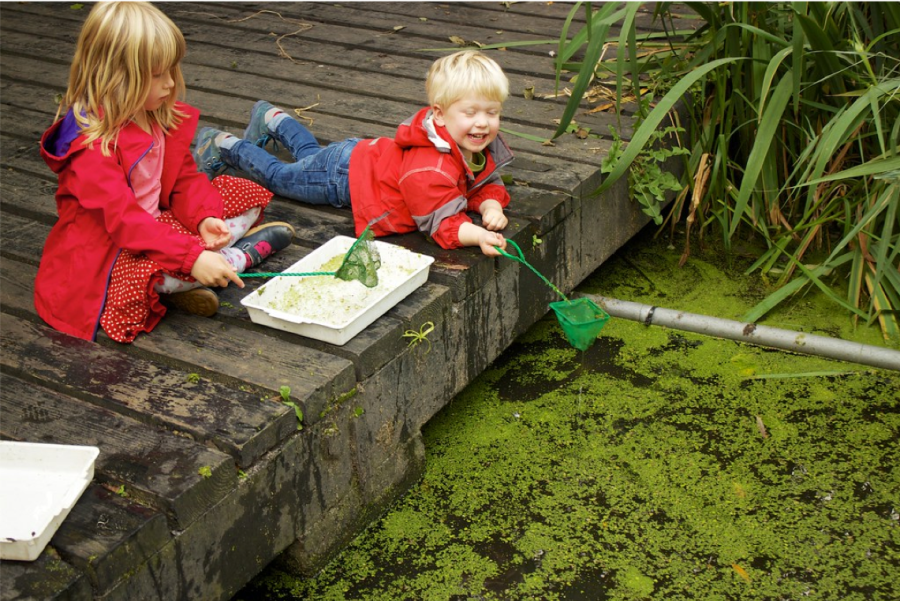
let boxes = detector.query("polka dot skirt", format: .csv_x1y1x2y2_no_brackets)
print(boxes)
100,175,273,343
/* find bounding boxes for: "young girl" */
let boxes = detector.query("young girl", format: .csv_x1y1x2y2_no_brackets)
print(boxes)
36,1,295,343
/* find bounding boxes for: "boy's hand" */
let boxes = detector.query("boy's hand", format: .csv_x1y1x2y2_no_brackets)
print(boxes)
480,200,508,231
190,250,245,289
198,217,232,251
459,222,507,256
479,231,507,257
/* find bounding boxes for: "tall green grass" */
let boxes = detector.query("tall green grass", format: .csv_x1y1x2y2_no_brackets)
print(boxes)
553,2,900,343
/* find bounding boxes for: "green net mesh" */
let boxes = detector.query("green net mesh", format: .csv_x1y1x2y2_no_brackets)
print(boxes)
335,226,381,288
549,297,610,352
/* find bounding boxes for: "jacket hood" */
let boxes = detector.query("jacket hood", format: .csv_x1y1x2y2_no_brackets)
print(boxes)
393,108,454,153
41,109,86,174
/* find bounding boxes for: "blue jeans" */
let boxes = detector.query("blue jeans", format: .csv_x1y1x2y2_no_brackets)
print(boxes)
221,118,357,209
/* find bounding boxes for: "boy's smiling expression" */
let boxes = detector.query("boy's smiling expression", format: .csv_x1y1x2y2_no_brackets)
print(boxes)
433,95,502,162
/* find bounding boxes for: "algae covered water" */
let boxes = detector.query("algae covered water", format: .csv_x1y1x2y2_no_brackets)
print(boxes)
235,226,899,600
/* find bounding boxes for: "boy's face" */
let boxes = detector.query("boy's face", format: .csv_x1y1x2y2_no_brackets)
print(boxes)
433,95,502,162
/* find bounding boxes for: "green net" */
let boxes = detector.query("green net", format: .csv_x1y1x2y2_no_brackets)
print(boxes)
550,297,610,352
496,240,610,351
239,224,382,287
335,225,381,287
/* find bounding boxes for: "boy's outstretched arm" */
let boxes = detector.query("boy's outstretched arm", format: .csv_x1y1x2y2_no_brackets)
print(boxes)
458,222,507,257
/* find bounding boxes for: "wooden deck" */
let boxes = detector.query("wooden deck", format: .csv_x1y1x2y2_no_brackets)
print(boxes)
0,3,690,599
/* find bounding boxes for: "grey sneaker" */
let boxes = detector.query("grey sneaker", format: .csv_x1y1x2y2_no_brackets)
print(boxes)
243,100,281,149
234,222,296,269
193,127,228,180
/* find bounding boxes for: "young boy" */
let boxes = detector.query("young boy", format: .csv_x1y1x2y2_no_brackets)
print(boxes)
195,50,512,256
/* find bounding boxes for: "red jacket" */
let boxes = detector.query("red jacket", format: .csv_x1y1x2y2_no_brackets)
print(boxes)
348,107,513,249
35,102,223,340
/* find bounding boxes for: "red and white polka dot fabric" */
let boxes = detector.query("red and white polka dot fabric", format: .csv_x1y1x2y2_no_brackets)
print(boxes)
100,175,273,342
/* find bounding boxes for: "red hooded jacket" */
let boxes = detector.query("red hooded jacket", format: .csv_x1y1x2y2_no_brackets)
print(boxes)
348,107,513,249
36,102,223,341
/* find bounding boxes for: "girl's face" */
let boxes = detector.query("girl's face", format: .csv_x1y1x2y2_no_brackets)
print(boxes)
433,95,502,161
143,68,175,112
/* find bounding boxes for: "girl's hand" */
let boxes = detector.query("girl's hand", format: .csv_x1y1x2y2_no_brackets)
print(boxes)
480,199,508,231
199,217,232,251
190,250,244,289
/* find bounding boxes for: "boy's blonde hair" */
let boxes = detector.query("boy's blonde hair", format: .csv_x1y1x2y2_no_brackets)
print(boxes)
426,50,509,109
63,1,187,155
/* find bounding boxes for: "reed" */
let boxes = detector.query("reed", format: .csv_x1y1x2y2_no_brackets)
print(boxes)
553,2,900,342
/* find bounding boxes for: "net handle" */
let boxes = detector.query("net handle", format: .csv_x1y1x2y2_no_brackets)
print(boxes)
239,224,377,279
341,224,373,264
239,271,335,278
495,240,569,302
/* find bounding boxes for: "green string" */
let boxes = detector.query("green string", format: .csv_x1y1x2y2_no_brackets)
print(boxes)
495,239,569,302
239,224,376,279
239,270,335,278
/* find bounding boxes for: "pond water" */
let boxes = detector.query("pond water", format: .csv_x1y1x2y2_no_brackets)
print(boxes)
234,226,899,600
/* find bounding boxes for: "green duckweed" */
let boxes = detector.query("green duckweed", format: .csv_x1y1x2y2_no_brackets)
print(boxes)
237,227,899,600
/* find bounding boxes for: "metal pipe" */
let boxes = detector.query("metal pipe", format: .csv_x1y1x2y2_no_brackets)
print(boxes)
577,293,900,372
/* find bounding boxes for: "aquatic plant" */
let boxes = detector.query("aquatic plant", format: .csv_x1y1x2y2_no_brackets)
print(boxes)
235,228,899,601
551,2,900,342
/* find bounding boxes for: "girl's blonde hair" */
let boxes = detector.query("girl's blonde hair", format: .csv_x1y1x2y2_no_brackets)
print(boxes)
426,50,509,109
63,1,187,155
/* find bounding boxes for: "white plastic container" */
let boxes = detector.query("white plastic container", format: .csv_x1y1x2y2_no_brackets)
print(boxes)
241,236,434,345
0,441,99,561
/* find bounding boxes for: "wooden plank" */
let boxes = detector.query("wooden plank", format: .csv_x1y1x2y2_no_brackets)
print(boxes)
135,313,359,424
385,0,587,26
259,1,581,40
49,484,172,596
2,0,583,43
0,213,49,268
0,65,600,223
0,130,588,272
0,83,54,145
0,314,297,468
162,3,571,97
445,1,698,34
0,547,92,601
0,36,614,182
0,252,358,421
1,374,236,528
0,126,536,314
157,1,635,135
0,3,625,146
0,225,461,416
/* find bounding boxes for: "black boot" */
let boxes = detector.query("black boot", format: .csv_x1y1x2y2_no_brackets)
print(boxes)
234,222,296,269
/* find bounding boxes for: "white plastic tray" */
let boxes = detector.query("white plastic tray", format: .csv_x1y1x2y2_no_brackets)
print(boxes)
241,236,434,345
0,441,99,561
